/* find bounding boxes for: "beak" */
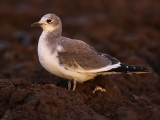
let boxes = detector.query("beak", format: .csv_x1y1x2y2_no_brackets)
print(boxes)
31,22,44,27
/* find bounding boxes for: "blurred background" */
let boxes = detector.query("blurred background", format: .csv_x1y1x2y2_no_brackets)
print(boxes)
0,0,160,120
0,0,160,80
0,0,160,79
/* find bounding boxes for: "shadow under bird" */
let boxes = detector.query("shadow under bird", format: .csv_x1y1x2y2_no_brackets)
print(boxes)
31,13,149,91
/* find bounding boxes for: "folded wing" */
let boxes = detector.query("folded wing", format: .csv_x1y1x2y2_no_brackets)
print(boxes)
58,37,121,73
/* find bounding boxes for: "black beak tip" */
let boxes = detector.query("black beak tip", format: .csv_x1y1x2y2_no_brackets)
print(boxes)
30,22,41,27
30,23,34,27
30,23,36,27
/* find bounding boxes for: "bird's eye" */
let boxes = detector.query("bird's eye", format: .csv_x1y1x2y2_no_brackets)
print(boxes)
47,19,52,23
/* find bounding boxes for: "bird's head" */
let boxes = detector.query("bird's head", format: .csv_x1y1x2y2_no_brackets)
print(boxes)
31,13,62,32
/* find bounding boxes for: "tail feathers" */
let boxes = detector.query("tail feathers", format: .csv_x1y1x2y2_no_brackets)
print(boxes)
106,64,149,74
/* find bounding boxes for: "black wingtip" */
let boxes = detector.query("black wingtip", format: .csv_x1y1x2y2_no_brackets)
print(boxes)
140,66,150,72
107,64,150,73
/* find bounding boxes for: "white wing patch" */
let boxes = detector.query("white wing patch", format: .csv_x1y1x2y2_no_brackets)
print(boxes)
67,62,121,73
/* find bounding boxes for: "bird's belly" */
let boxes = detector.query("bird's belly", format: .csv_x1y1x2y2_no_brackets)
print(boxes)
38,41,96,82
38,53,95,82
38,50,70,79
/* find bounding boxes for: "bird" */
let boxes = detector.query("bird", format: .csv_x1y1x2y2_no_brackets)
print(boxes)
31,13,149,91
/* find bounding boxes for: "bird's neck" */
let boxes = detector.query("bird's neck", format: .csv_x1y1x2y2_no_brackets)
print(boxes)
39,31,61,54
41,30,61,42
43,24,62,37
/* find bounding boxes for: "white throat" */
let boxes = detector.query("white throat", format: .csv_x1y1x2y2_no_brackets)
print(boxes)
42,25,60,32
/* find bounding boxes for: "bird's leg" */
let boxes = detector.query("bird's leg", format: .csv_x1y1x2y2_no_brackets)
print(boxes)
73,80,77,91
68,80,71,90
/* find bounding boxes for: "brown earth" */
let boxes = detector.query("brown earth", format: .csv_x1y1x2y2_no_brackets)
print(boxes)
0,0,160,120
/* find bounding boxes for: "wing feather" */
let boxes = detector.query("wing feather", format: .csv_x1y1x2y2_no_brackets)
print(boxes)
58,37,120,73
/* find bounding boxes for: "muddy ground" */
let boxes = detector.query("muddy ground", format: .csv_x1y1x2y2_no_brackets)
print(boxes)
0,0,160,120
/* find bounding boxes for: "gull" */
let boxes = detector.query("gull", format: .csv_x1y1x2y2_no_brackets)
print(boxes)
31,13,149,91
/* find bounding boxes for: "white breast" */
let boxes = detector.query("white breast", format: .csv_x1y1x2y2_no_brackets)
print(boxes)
37,31,96,83
38,33,68,79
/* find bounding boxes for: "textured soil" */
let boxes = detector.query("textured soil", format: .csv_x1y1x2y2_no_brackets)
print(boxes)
0,0,160,120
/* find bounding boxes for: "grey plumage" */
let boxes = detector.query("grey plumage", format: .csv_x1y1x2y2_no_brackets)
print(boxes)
58,37,119,71
31,13,149,90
